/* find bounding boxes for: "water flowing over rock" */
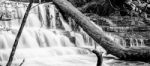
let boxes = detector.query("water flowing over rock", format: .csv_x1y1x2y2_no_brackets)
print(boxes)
0,1,105,63
0,1,149,66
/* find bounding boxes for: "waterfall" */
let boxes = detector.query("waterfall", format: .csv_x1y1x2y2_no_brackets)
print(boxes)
139,39,145,46
124,38,145,47
0,2,106,64
0,1,147,66
48,4,56,29
59,13,72,31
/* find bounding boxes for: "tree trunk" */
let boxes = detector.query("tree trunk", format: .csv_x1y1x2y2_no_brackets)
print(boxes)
52,0,150,62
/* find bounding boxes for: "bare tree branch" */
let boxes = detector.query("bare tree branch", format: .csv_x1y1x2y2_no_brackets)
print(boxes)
6,0,33,66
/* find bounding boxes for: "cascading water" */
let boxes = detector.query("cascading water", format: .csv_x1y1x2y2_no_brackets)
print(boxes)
0,2,104,66
0,1,149,66
124,37,145,47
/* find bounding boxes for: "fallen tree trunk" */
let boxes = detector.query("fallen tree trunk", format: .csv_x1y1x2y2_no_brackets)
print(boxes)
52,0,150,62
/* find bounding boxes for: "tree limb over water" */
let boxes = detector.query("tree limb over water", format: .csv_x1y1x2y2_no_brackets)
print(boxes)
8,0,150,62
6,0,33,66
52,0,150,62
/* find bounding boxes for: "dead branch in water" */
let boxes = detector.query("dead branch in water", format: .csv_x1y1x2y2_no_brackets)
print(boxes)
19,59,25,66
6,0,33,66
92,50,103,66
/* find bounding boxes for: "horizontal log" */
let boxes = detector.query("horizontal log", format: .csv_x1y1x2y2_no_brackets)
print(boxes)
102,26,150,32
9,0,52,3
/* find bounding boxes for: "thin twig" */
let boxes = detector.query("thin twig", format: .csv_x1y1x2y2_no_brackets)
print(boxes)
31,3,40,9
19,59,25,66
6,0,33,66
